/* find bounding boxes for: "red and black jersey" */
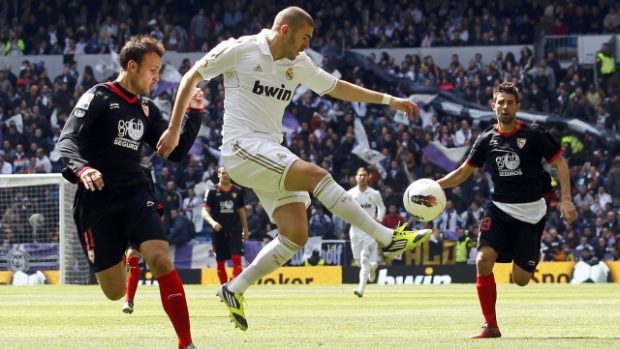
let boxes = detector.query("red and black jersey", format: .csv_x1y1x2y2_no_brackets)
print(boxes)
58,82,204,188
466,120,562,204
204,184,245,233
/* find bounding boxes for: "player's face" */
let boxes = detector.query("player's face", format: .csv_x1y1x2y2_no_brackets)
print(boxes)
355,170,369,186
284,24,313,60
218,168,231,184
133,52,161,95
492,92,519,125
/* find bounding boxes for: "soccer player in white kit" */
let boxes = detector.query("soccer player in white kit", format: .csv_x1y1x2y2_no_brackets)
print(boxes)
157,6,432,331
348,167,385,297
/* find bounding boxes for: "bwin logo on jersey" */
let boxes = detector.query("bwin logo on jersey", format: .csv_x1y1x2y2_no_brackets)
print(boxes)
252,80,293,101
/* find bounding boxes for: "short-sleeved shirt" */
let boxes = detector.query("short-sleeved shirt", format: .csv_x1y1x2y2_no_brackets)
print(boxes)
347,186,386,222
466,121,562,204
203,184,245,232
194,29,338,144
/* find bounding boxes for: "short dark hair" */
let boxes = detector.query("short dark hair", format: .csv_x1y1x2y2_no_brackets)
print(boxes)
356,167,369,175
493,82,520,102
272,6,314,31
118,35,165,70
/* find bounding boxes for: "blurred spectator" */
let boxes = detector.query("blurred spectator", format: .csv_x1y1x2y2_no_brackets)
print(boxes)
166,208,195,247
308,205,333,238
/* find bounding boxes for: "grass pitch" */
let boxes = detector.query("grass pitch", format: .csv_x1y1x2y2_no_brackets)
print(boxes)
1,283,619,348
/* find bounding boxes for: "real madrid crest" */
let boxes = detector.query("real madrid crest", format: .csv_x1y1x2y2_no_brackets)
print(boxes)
516,137,526,149
285,68,294,80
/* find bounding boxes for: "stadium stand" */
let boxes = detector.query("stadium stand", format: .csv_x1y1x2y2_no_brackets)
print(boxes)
1,0,620,265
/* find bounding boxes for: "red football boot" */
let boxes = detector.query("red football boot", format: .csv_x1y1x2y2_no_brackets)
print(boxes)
470,323,501,339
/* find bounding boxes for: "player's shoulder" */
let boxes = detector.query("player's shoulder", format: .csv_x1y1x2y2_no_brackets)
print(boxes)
367,187,381,195
90,82,113,97
477,124,498,140
74,83,109,110
522,121,549,134
231,184,245,192
212,33,259,55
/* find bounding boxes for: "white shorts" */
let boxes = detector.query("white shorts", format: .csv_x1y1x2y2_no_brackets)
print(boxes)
349,227,378,262
221,136,310,222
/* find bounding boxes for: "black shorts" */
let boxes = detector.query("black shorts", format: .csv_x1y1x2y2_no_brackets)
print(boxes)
73,183,167,272
212,230,244,261
477,202,545,273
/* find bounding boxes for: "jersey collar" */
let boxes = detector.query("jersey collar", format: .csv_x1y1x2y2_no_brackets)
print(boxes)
107,81,139,104
257,29,273,58
495,120,524,138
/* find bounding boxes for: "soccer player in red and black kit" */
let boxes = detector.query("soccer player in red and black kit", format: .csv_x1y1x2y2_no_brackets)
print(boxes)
437,82,576,339
202,166,249,284
57,35,203,349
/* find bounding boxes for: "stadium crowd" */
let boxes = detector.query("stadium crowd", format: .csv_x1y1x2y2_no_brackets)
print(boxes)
1,0,620,265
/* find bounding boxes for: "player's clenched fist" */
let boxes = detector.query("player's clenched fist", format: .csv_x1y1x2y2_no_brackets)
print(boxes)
79,167,104,191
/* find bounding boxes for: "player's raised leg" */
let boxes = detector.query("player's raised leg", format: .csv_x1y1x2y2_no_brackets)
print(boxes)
471,246,501,339
286,160,432,255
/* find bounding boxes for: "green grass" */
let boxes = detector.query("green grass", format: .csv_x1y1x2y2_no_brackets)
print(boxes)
1,284,619,348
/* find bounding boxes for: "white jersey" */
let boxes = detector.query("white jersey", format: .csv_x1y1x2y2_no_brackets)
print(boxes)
348,186,386,237
195,29,338,145
348,185,385,261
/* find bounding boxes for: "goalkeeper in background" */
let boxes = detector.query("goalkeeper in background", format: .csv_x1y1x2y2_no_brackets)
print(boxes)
57,35,203,349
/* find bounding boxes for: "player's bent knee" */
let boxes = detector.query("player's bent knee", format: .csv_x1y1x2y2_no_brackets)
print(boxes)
513,277,531,287
101,286,125,301
145,254,173,277
285,233,307,246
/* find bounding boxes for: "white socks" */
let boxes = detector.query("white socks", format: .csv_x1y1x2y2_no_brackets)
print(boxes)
313,174,393,246
357,254,370,293
227,234,301,293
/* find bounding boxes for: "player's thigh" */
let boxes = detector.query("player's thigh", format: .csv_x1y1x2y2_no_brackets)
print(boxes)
478,203,510,264
126,185,168,246
95,261,127,300
254,186,311,225
75,191,127,273
226,231,245,256
349,229,363,260
222,138,299,193
213,232,232,261
512,218,545,276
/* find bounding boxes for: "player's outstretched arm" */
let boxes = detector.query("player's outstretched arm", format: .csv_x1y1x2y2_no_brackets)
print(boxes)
551,155,577,224
156,66,204,158
437,162,475,190
327,79,420,116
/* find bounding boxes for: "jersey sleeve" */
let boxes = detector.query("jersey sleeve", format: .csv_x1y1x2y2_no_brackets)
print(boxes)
374,190,386,222
203,188,213,208
144,101,205,162
298,54,338,96
57,87,102,175
194,38,239,80
237,187,246,208
535,125,562,162
465,132,488,167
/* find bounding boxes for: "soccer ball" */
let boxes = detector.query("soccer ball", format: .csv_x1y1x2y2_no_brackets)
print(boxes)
402,178,446,222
